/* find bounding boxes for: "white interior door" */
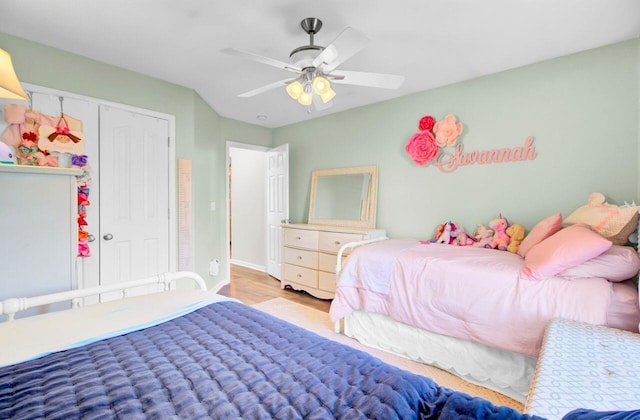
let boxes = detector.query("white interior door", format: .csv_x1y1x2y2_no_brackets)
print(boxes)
266,144,289,280
99,105,170,300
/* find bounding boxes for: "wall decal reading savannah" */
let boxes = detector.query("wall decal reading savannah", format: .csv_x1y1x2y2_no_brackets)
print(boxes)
435,136,537,173
405,114,537,173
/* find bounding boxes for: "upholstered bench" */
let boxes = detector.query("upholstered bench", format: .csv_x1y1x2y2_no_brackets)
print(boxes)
525,318,640,419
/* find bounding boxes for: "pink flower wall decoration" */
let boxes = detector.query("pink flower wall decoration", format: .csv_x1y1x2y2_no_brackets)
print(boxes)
418,115,435,131
433,114,464,147
405,130,439,166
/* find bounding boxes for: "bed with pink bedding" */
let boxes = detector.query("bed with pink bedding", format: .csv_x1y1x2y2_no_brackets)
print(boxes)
329,238,640,401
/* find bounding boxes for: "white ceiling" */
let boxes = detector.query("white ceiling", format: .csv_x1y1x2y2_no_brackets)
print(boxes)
1,0,639,128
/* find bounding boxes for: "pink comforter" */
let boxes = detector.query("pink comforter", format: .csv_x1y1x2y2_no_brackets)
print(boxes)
330,240,640,357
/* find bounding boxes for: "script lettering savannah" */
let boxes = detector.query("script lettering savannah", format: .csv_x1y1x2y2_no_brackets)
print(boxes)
435,136,537,173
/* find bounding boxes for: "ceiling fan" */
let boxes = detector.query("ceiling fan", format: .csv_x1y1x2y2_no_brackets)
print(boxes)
221,17,405,109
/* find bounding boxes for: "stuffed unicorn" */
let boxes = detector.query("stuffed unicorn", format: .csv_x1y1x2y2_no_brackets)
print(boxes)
435,221,456,244
489,214,510,251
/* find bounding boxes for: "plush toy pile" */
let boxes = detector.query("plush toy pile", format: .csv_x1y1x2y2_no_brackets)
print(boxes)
431,215,526,254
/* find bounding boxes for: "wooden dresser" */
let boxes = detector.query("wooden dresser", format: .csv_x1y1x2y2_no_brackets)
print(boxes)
281,224,386,299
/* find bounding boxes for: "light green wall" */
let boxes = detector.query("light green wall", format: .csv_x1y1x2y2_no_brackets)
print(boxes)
2,31,639,285
0,32,272,288
274,39,640,239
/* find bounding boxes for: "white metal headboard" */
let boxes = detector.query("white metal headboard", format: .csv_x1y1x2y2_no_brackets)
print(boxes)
0,271,207,322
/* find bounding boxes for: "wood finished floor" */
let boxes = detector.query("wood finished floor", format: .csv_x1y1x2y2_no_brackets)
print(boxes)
218,264,331,313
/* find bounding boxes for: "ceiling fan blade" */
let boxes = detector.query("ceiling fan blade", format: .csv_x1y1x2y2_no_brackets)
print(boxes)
329,70,405,90
312,27,369,72
221,48,302,73
238,79,292,98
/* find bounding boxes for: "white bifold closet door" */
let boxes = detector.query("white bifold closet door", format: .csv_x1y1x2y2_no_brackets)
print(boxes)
99,106,170,300
7,92,171,306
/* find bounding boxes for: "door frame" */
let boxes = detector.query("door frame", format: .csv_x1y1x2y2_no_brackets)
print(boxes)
21,82,177,288
225,141,270,282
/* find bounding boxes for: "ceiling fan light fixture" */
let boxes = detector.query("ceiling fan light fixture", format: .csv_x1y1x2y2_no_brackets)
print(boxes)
312,76,330,95
297,90,313,106
286,80,304,100
320,88,336,104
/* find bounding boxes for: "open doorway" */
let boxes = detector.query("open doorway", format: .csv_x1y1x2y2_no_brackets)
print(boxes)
227,144,269,272
225,141,289,285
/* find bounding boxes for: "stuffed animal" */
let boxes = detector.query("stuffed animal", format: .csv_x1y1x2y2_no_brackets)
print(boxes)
16,135,43,166
489,214,510,251
0,142,15,164
452,225,476,246
473,223,494,248
506,224,526,254
432,223,445,242
436,221,456,244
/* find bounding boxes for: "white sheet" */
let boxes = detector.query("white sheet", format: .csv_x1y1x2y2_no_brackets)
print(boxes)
0,290,233,367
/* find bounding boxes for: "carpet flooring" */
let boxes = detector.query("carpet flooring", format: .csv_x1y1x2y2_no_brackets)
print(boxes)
252,297,524,412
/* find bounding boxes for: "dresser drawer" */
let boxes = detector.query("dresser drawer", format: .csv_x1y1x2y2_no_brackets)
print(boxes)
318,252,346,273
318,231,364,253
318,271,337,293
283,247,318,269
283,228,319,249
283,264,318,288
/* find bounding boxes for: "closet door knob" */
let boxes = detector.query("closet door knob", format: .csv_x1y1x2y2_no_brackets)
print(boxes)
88,234,96,243
103,233,114,241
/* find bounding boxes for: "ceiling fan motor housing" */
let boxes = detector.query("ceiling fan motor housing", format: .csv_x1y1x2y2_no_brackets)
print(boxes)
289,46,323,69
289,17,324,70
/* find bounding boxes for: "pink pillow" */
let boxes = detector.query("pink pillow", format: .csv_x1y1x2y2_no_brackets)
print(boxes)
521,224,612,281
557,245,640,282
517,213,563,258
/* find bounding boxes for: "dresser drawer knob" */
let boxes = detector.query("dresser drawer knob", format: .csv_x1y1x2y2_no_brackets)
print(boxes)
297,256,302,260
334,241,341,245
297,274,302,278
296,236,302,240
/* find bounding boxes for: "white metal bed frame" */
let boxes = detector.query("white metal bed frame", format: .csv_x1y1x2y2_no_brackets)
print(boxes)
0,271,207,322
334,236,389,332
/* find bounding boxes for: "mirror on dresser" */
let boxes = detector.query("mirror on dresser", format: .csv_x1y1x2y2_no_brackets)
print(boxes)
280,166,384,300
308,166,378,229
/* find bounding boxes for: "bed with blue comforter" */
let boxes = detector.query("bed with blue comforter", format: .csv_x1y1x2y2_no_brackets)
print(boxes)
0,290,541,419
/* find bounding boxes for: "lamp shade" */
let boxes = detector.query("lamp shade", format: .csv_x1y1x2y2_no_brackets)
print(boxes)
312,76,331,95
0,49,28,100
297,91,313,106
286,80,303,100
320,88,336,104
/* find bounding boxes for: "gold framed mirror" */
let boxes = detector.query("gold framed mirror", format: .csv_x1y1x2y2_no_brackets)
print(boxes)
308,166,378,229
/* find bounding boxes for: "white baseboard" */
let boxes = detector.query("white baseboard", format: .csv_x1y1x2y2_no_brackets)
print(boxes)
230,259,266,273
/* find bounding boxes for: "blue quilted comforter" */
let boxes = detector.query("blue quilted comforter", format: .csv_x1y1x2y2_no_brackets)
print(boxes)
0,301,540,419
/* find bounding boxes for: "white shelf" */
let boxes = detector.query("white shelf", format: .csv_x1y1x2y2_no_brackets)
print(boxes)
0,164,82,176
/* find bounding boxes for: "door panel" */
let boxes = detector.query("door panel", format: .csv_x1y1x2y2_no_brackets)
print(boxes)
99,106,169,300
266,144,289,279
